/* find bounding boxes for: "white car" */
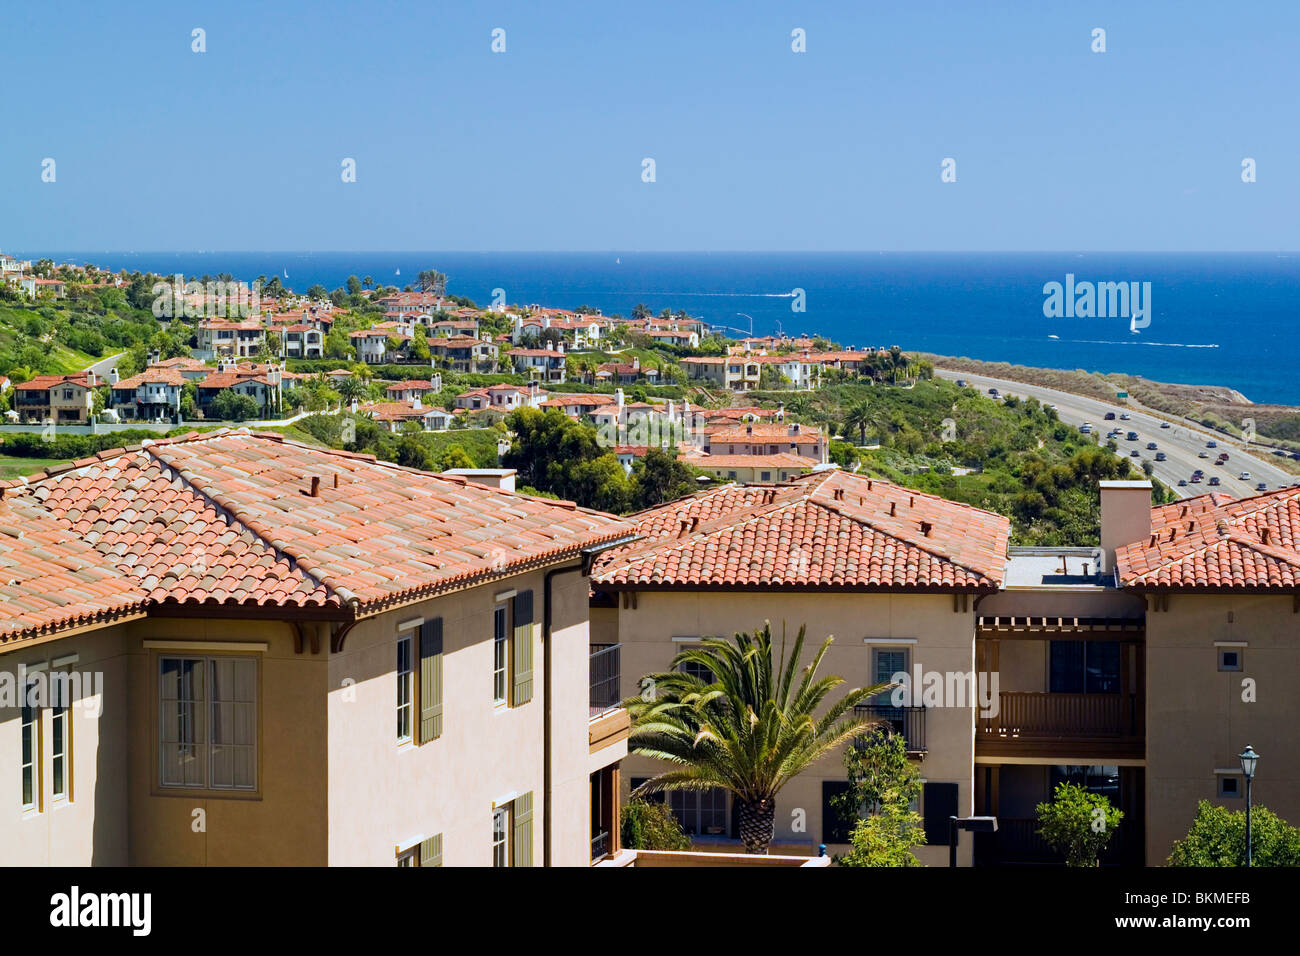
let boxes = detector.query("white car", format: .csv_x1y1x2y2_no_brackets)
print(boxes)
1240,472,1251,481
1160,421,1171,429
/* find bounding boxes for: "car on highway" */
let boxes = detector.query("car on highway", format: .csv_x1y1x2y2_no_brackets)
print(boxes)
1198,451,1209,458
1190,474,1202,483
1160,422,1171,429
1126,431,1138,441
1177,479,1188,486
955,379,967,387
1257,482,1268,492
1240,472,1251,481
1193,469,1204,477
1104,412,1116,420
1292,452,1300,461
1130,450,1140,457
1274,450,1290,457
1155,452,1167,461
1217,453,1229,462
987,388,999,397
1120,413,1131,420
1206,440,1218,448
1147,442,1158,450
1209,476,1221,486
1080,424,1092,434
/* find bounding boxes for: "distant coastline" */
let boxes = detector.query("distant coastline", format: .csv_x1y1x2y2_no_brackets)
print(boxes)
16,251,1300,406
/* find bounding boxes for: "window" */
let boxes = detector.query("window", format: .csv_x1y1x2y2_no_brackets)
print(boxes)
677,641,715,684
159,656,257,791
20,675,38,810
51,672,70,801
822,780,854,844
669,787,729,836
760,471,771,482
872,647,908,706
396,848,419,866
1049,765,1120,804
1218,775,1242,798
493,605,509,704
1050,641,1120,694
396,636,413,743
492,806,510,867
1218,649,1243,672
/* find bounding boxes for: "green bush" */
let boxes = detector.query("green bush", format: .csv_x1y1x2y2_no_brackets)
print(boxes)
1168,800,1300,867
1035,782,1123,867
620,800,691,851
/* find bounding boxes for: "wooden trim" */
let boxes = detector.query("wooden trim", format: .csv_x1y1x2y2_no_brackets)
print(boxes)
589,707,631,753
143,640,268,652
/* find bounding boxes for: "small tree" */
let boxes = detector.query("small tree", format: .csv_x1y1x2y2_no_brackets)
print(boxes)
1035,782,1123,867
620,800,691,852
1168,800,1300,867
832,727,927,867
209,390,260,422
839,801,927,867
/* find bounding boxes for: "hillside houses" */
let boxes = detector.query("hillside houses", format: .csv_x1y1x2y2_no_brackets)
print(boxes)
430,335,498,372
11,372,96,424
507,346,567,383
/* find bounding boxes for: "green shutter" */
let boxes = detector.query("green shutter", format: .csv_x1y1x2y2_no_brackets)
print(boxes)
420,833,443,867
419,618,444,742
512,792,534,867
511,590,534,706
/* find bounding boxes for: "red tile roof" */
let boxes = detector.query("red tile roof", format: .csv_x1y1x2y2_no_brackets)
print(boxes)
591,470,1009,591
0,431,633,640
1117,488,1300,590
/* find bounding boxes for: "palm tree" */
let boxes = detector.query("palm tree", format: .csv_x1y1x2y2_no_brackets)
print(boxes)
337,376,366,405
625,622,884,854
843,401,873,445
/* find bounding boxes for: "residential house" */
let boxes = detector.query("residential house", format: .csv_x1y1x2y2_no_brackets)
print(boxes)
681,356,761,391
350,330,391,365
196,319,266,359
384,377,443,404
690,453,819,483
704,422,828,464
12,373,95,424
0,431,633,865
282,324,325,359
110,368,186,422
507,347,567,384
360,400,453,433
431,336,498,373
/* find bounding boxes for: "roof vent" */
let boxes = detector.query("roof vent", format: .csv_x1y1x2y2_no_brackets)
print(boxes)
889,501,897,517
1261,527,1272,545
301,476,321,498
920,520,932,537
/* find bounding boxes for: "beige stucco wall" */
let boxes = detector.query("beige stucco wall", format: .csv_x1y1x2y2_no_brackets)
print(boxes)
608,589,977,866
1144,592,1300,864
326,564,600,867
126,616,329,866
0,624,132,865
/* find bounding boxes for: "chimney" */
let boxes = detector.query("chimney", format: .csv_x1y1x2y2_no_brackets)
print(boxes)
1100,480,1153,572
413,395,422,410
632,356,639,370
86,370,96,387
109,367,119,384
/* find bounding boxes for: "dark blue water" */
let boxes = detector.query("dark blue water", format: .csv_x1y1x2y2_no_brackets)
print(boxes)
24,251,1300,404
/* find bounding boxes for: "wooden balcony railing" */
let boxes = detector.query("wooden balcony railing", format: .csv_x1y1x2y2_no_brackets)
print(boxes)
977,692,1139,739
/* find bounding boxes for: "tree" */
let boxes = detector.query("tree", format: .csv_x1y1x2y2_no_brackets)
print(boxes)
432,444,475,471
336,376,366,405
626,622,884,854
620,800,692,852
417,270,447,295
346,275,362,295
324,328,354,360
410,325,431,362
832,726,926,866
631,447,697,509
306,284,329,301
1168,800,1300,867
208,390,260,422
843,401,873,445
839,801,927,867
393,435,433,470
1035,782,1124,867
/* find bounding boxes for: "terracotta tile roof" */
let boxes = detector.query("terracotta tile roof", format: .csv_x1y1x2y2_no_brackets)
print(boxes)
0,497,147,647
359,401,446,421
16,374,89,392
1117,488,1300,590
0,431,633,639
591,470,1009,591
694,454,819,470
385,379,439,392
708,424,824,445
113,368,188,389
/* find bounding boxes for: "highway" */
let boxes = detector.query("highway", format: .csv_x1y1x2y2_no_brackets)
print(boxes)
933,368,1299,501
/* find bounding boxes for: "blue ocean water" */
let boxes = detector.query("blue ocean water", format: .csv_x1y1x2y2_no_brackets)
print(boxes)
23,251,1300,405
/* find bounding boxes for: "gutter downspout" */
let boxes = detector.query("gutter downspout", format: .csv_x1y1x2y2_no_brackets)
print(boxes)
543,562,583,867
542,534,640,867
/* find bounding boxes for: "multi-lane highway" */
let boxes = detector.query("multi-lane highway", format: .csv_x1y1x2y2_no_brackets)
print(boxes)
934,368,1298,500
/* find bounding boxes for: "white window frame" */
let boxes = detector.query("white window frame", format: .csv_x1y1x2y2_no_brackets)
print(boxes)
492,806,510,867
396,636,414,744
50,670,70,802
493,604,509,705
20,675,39,811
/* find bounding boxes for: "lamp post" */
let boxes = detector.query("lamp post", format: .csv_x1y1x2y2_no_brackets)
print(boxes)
1239,745,1259,867
948,816,998,867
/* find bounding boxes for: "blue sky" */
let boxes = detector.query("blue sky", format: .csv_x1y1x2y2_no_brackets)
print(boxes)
3,0,1297,252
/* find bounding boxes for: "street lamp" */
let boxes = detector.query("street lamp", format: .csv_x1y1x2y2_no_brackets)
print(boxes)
948,815,998,868
1239,745,1259,867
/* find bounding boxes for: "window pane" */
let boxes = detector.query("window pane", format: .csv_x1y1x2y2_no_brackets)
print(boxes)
1086,642,1121,694
1049,641,1085,693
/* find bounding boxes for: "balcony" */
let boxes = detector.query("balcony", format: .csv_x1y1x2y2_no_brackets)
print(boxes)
976,692,1143,760
854,704,927,754
589,643,629,756
589,642,621,716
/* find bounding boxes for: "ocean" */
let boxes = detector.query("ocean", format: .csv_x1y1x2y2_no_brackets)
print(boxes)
21,251,1300,405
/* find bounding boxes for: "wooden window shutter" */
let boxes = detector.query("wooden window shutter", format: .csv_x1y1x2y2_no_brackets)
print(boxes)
511,590,534,706
419,617,444,742
512,792,534,867
922,782,959,846
419,833,443,867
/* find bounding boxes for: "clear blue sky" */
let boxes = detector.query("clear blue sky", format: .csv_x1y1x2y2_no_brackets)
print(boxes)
3,0,1297,252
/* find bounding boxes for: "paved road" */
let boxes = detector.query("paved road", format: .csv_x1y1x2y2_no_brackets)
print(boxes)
934,368,1298,500
85,351,127,379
